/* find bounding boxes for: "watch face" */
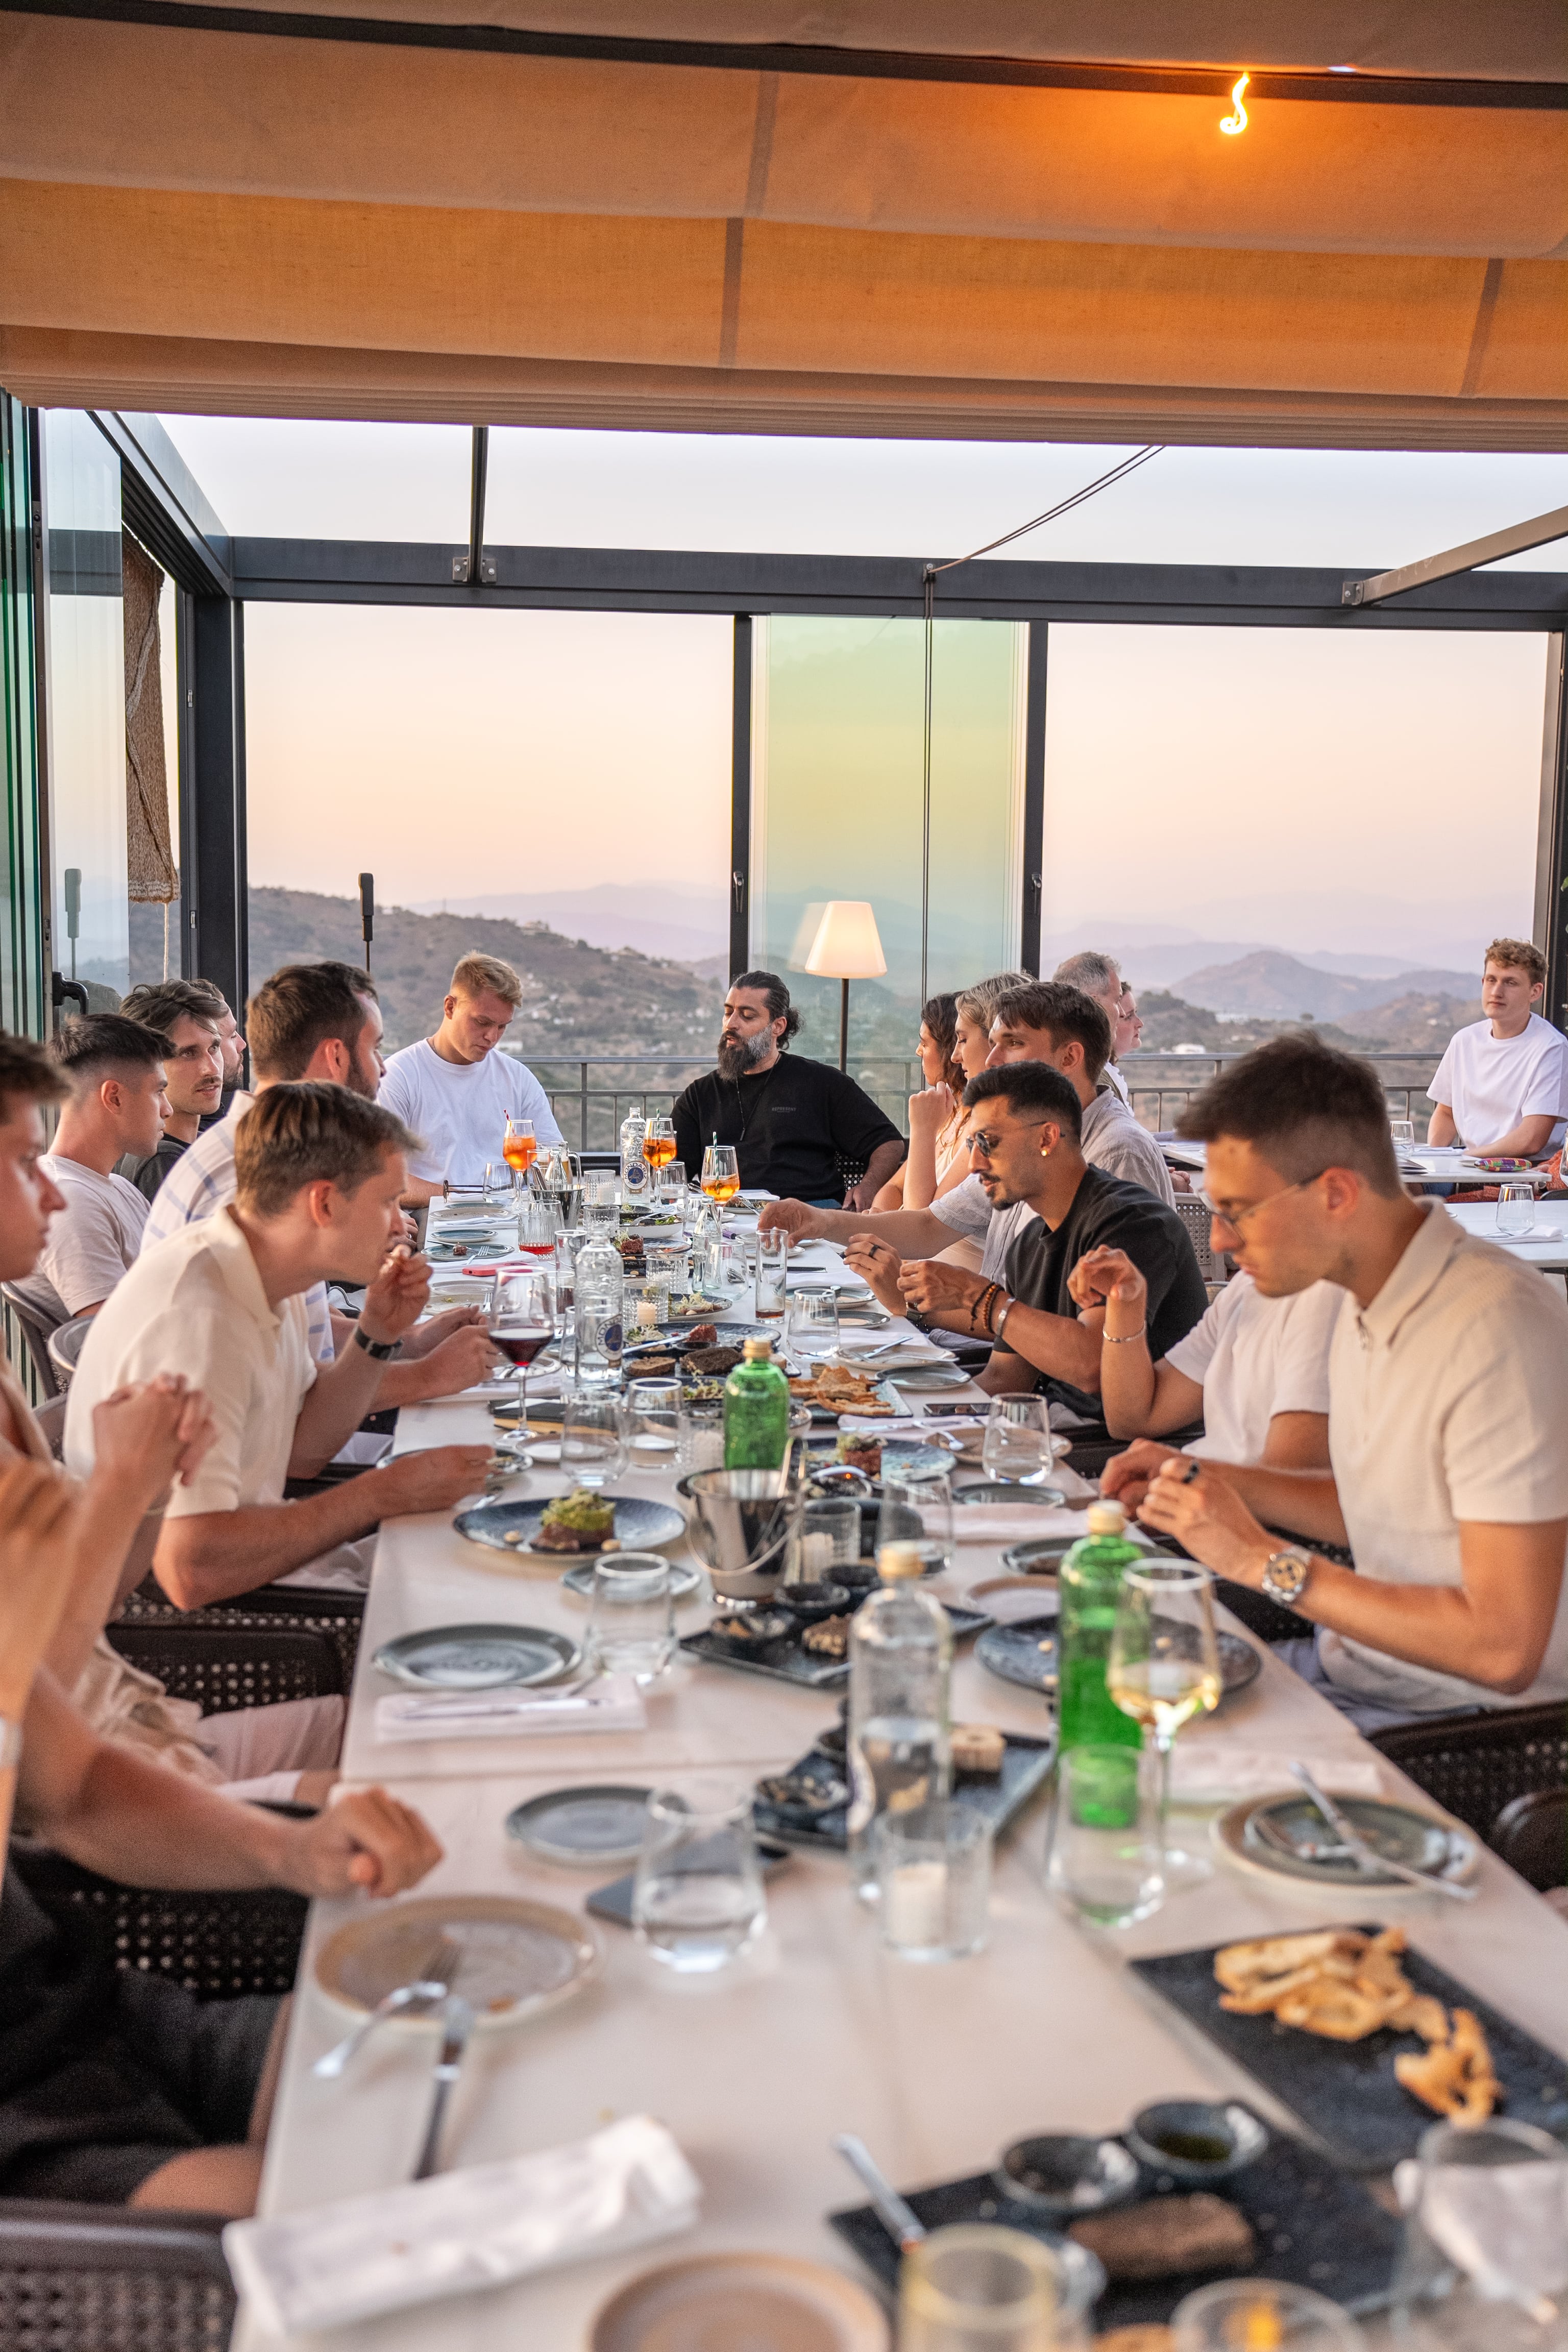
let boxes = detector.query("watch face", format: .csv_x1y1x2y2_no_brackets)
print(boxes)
1264,1551,1308,1601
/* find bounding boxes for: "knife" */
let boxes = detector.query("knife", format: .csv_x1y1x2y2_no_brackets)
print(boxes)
411,1995,477,2179
831,2133,927,2252
1289,1762,1477,1904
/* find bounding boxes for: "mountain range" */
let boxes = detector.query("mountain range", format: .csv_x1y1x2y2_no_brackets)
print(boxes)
1168,949,1475,1022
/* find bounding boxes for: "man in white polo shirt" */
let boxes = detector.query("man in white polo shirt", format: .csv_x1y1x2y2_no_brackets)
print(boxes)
1135,1034,1568,1730
11,1013,166,1325
65,1084,494,1610
1427,936,1567,1159
378,950,562,1200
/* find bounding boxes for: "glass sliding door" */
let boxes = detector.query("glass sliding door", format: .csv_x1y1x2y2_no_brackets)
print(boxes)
750,615,1025,1105
1,397,44,1037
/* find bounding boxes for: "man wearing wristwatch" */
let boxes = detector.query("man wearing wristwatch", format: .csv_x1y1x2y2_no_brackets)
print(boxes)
65,1084,496,1609
1132,1035,1568,1733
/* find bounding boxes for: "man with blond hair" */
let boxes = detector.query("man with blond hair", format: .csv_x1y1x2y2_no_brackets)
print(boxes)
1426,937,1567,1160
378,950,562,1197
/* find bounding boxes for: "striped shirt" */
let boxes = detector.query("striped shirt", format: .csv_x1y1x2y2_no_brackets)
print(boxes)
139,1092,335,1362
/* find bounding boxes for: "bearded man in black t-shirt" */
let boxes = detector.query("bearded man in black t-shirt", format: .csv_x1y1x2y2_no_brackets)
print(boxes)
895,1062,1207,1440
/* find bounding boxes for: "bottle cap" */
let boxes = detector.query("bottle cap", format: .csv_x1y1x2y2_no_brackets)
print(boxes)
741,1336,774,1363
1086,1500,1126,1536
877,1543,926,1581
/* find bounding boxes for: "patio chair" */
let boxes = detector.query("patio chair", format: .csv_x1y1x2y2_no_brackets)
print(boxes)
1368,1701,1568,1842
29,1394,67,1460
11,1839,310,1999
46,1315,94,1390
116,1578,366,1690
1488,1788,1567,1893
0,2200,236,2352
103,1622,344,1712
1,1283,64,1401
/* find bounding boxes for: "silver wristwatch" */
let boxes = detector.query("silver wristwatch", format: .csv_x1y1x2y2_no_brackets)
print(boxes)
1260,1544,1314,1606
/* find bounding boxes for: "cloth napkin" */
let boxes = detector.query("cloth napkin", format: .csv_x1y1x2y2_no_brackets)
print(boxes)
224,2115,701,2337
952,1505,1093,1545
1169,1746,1387,1805
374,1675,645,1745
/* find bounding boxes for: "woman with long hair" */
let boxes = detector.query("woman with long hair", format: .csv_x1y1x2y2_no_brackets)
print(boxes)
871,974,1029,1211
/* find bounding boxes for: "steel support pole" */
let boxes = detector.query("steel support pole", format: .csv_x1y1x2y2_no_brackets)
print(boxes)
730,614,752,981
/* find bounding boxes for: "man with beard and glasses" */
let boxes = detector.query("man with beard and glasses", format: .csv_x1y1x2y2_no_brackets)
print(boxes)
671,971,904,1208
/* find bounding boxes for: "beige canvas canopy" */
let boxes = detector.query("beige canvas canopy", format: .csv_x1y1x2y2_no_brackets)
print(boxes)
2,0,1564,444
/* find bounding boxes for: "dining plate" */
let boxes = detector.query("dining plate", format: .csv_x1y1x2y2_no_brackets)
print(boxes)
999,1527,1157,1576
372,1622,581,1689
315,1895,599,2030
505,1784,653,1868
1220,1793,1479,1891
453,1493,687,1557
976,1603,1261,1703
590,2252,889,2352
954,1479,1068,1507
560,1555,704,1603
804,1435,955,1481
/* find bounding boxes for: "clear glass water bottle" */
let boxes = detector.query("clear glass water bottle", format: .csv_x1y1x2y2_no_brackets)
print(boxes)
572,1228,624,1388
620,1112,650,1206
846,1543,953,1903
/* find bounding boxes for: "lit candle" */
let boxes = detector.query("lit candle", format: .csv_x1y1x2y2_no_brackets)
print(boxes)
884,1859,947,1950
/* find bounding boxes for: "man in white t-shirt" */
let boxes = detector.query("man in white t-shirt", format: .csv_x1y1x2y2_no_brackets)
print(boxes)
11,1013,167,1326
1427,936,1567,1158
378,950,562,1199
1133,1033,1568,1731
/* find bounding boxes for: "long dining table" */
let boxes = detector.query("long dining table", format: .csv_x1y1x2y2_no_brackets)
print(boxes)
236,1237,1568,2352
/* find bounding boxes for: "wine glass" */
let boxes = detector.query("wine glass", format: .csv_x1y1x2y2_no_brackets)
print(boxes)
1108,1560,1222,1886
486,1266,555,1437
502,1113,535,1186
701,1142,740,1206
644,1115,677,1174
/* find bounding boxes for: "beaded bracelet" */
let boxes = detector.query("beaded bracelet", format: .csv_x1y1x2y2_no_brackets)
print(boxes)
969,1282,999,1334
1105,1324,1148,1344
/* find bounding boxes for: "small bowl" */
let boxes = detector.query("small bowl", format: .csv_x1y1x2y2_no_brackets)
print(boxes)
706,1609,793,1655
993,2134,1140,2219
774,1581,856,1622
1123,2100,1267,2183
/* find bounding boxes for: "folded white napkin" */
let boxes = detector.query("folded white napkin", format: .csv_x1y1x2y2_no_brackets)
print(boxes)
953,1505,1092,1544
1169,1747,1387,1804
374,1676,646,1745
224,2114,701,2337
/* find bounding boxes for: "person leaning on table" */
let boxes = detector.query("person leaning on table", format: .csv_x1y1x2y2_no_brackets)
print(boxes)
1130,1033,1568,1734
1426,936,1568,1161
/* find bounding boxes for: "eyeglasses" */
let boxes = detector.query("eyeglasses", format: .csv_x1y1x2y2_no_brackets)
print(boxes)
1197,1171,1326,1236
968,1119,1050,1161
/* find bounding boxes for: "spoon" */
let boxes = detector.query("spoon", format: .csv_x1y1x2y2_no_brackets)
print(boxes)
312,1978,449,2079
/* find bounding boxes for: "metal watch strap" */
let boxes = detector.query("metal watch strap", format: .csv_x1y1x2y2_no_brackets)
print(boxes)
1260,1544,1313,1605
352,1324,399,1362
0,1716,21,1770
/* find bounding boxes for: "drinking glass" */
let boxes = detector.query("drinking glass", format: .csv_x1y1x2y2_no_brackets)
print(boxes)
1498,1182,1536,1238
656,1157,687,1207
1393,2118,1568,2352
982,1393,1056,1486
799,1496,863,1573
624,1275,670,1336
787,1287,840,1363
876,1465,954,1575
631,1782,766,1973
480,1161,512,1207
1173,2279,1366,2350
876,1803,993,1961
552,1230,584,1337
502,1113,536,1183
516,1194,558,1258
1043,1745,1165,1927
625,1376,682,1468
1108,1560,1222,1886
587,1554,675,1683
583,1181,619,1233
899,2224,1057,2352
485,1267,555,1431
676,1395,726,1473
754,1229,790,1320
559,1389,628,1489
701,1142,740,1206
644,1240,691,1303
1390,1118,1416,1150
643,1115,677,1174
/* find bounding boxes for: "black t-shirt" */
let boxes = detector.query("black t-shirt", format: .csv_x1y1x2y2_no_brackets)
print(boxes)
672,1055,902,1203
997,1164,1208,1431
123,1133,189,1206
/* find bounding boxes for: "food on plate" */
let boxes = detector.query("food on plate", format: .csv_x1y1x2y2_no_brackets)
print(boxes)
950,1723,1006,1777
801,1615,853,1659
835,1433,883,1478
684,1322,719,1345
626,1354,678,1380
533,1490,618,1553
710,1613,786,1646
1068,2193,1256,2281
1394,2008,1500,2122
687,1344,744,1376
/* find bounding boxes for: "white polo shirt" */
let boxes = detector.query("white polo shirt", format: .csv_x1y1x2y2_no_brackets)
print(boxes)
11,1154,148,1321
64,1205,316,1519
1167,1271,1340,1464
1427,1012,1568,1151
1319,1204,1568,1715
378,1039,562,1187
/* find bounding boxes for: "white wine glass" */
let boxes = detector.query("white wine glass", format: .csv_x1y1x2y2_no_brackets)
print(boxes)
1108,1559,1221,1887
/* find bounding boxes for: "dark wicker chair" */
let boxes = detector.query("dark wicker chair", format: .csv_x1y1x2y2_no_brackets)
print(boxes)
1369,1701,1568,1842
1488,1787,1567,1893
0,2202,235,2352
104,1624,343,1712
1,1283,64,1401
117,1578,365,1692
11,1842,310,2001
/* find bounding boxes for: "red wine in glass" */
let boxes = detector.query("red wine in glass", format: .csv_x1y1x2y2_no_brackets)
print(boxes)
487,1270,555,1434
491,1327,554,1366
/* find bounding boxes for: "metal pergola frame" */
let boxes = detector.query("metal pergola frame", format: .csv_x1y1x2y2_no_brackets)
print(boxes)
58,408,1568,1031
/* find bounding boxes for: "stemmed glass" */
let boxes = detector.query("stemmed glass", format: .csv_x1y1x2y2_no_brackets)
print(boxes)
701,1142,740,1205
502,1114,535,1187
485,1266,555,1437
644,1115,677,1176
1108,1560,1222,1885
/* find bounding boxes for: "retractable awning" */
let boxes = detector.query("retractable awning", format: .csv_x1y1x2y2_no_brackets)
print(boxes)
1,0,1564,442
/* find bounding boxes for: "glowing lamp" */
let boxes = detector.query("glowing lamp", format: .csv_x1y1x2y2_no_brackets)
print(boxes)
1220,72,1250,135
805,900,887,1072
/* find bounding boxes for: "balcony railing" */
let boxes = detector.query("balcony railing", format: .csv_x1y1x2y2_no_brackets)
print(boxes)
517,1049,1441,1154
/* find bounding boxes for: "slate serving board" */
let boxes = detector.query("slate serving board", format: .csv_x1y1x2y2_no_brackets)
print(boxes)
752,1728,1056,1851
680,1604,991,1693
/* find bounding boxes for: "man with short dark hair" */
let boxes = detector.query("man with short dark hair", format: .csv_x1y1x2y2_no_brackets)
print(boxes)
66,1084,494,1608
672,971,904,1208
1132,1034,1568,1728
988,981,1174,1203
1427,936,1566,1158
185,976,247,1113
12,1015,168,1323
118,981,225,1202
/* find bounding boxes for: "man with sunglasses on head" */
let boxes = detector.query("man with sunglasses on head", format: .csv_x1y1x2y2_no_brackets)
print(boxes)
1127,1035,1568,1731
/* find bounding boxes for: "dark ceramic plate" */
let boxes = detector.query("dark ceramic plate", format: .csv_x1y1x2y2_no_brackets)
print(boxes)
976,1604,1261,1705
373,1622,580,1688
682,1602,991,1692
754,1728,1056,1851
453,1493,686,1556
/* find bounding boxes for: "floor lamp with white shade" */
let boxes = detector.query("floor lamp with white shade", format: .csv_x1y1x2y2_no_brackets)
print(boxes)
804,901,887,1073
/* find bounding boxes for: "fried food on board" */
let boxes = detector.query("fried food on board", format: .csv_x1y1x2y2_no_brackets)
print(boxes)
1395,2008,1501,2123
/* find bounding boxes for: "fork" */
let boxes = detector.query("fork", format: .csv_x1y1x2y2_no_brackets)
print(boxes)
1290,1762,1477,1904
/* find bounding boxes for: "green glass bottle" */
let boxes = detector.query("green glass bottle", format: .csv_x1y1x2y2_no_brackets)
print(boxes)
1057,1499,1144,1757
722,1335,790,1470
